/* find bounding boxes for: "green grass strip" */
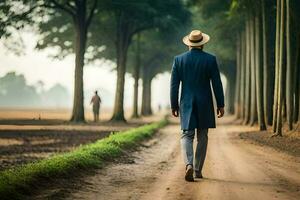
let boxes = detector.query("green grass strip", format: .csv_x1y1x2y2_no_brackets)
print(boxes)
0,119,168,199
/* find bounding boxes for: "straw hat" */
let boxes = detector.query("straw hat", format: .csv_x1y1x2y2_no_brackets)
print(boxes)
182,30,210,47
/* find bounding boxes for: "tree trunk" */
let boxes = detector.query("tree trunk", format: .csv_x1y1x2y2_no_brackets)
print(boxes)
273,0,281,132
131,34,141,118
250,16,258,126
240,31,246,120
276,0,286,136
226,70,236,115
285,0,293,130
255,4,267,130
298,59,300,123
294,32,300,123
70,12,87,122
111,15,130,121
282,96,287,120
235,34,241,118
141,67,153,116
244,18,251,125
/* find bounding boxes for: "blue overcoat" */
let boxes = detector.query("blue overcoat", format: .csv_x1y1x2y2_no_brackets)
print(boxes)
170,48,224,130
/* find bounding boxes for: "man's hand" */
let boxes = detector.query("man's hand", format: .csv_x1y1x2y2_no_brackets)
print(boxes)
172,109,179,117
217,107,225,118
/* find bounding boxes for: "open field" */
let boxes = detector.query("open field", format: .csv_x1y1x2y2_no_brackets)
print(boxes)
0,120,168,199
0,108,165,170
0,107,130,121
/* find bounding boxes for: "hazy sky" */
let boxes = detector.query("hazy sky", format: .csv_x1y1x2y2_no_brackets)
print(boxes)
0,32,171,109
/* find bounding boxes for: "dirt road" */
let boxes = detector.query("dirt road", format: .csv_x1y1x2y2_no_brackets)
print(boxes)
38,117,300,200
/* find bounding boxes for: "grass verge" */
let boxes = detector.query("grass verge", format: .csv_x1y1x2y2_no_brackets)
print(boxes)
0,118,168,199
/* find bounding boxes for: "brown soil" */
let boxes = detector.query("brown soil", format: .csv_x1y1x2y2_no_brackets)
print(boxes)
0,108,161,122
0,109,164,170
0,129,112,170
0,107,112,121
31,116,300,200
239,128,300,157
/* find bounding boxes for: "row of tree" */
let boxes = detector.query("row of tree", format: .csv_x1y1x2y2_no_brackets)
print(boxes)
3,0,298,133
193,0,299,136
0,0,191,122
232,0,300,135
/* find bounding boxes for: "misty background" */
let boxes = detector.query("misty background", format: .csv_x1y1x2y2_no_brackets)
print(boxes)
0,32,172,110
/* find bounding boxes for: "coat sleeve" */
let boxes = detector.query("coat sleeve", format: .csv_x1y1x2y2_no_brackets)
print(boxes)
210,57,225,108
170,57,180,110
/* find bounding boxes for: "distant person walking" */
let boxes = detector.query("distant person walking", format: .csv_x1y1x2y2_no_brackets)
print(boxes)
170,30,225,182
90,91,101,122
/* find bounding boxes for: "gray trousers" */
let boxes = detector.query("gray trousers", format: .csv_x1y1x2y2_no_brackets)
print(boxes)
181,129,208,172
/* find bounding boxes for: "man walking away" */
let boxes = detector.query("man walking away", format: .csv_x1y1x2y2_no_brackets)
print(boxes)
170,30,225,182
90,90,101,122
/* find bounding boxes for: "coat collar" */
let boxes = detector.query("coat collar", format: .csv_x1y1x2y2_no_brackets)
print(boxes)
190,48,203,52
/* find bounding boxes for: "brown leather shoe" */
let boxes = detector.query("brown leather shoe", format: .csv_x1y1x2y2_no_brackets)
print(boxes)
185,165,194,182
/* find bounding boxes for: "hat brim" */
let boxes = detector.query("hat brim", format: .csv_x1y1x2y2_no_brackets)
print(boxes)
182,33,210,47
